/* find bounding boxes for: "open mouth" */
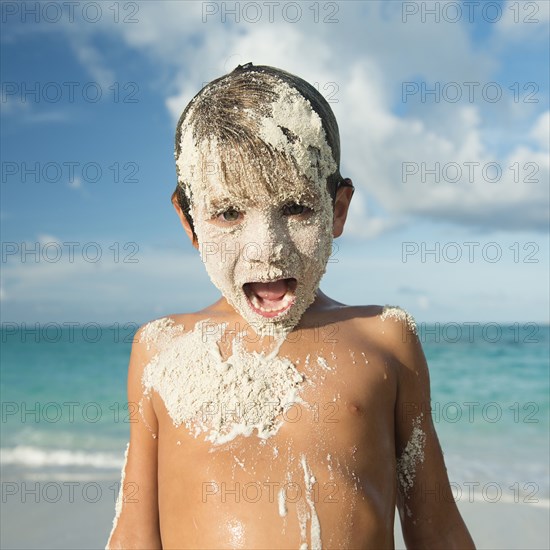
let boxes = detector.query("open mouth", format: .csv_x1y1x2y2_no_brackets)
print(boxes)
243,278,297,318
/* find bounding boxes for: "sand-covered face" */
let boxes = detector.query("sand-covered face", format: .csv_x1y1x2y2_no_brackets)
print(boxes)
191,149,333,335
176,78,338,335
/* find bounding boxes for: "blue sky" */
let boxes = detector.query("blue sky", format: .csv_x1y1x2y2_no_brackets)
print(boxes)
1,0,548,325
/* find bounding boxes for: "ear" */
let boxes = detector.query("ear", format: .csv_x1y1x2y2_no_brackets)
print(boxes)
171,192,199,249
332,179,354,238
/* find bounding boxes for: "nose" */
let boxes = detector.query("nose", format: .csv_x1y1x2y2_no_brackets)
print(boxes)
245,212,285,264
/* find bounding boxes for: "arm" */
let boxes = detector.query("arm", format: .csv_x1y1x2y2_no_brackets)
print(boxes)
106,325,163,549
390,318,475,549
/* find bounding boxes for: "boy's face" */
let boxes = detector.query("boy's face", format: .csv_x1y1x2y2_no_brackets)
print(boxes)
187,151,335,335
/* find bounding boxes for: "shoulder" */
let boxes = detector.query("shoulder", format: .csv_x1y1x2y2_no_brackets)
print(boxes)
376,304,420,359
342,305,431,410
331,303,418,338
135,314,184,350
338,304,424,373
127,313,211,404
130,312,207,372
377,305,425,373
378,304,418,336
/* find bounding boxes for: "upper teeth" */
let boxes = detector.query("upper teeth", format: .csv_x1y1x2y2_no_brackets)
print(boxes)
249,292,294,313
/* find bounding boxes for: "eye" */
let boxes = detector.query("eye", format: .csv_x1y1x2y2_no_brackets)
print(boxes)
218,208,241,222
282,203,310,216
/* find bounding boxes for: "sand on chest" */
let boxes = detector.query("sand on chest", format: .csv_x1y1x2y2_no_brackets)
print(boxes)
139,317,307,445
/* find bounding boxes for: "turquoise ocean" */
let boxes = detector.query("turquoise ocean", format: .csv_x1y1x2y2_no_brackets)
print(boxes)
1,322,549,507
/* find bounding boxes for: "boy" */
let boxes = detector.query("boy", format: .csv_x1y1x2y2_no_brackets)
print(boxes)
106,63,475,549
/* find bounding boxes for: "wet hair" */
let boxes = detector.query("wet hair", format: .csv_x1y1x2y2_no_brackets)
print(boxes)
172,63,345,238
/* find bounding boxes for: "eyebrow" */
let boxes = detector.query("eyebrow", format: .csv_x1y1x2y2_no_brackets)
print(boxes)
205,196,236,212
202,178,323,213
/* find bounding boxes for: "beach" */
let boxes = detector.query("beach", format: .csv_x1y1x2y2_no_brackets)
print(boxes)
1,323,549,548
1,471,548,549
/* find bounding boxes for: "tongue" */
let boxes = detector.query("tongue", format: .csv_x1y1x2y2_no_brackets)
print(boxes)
249,280,288,301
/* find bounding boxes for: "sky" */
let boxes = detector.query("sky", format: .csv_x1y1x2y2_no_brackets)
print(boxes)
1,0,549,327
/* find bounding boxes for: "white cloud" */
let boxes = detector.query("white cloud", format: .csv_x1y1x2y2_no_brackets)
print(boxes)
62,1,548,235
496,0,550,35
342,82,549,231
106,1,205,55
1,91,70,124
67,176,82,190
417,295,430,310
343,189,405,240
530,111,550,150
1,240,212,322
323,231,549,323
1,90,30,115
66,36,115,89
37,233,61,246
